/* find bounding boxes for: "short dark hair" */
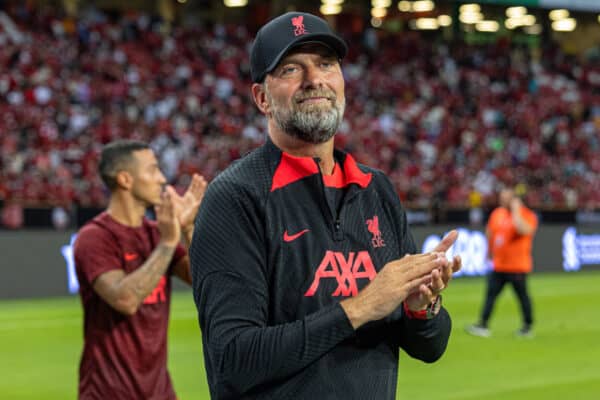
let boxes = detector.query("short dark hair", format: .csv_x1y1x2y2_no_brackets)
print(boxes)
99,140,150,190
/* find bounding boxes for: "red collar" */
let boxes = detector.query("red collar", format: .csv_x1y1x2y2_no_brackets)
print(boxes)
270,151,372,192
322,162,344,188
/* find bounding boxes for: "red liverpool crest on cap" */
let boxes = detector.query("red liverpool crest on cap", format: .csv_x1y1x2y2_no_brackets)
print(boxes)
291,15,307,36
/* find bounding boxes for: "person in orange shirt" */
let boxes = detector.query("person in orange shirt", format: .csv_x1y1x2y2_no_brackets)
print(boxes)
467,187,538,338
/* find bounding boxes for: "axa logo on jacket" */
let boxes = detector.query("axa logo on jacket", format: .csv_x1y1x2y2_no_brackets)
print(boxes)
303,215,386,297
304,250,376,297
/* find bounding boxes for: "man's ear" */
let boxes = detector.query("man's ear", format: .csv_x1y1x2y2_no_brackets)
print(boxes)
251,83,270,115
115,170,133,190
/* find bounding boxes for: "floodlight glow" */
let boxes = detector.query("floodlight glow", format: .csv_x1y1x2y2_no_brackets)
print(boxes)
371,17,383,27
414,18,439,30
320,4,342,15
459,12,483,24
412,0,435,12
459,4,480,14
549,9,569,21
506,6,526,18
371,0,391,8
476,20,499,32
224,0,247,7
437,15,452,27
371,7,388,18
521,15,536,26
505,18,518,29
552,18,576,32
398,1,411,12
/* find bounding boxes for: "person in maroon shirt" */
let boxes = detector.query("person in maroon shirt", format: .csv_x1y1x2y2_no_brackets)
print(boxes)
73,140,206,399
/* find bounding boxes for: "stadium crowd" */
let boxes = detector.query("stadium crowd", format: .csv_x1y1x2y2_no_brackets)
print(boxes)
1,5,599,218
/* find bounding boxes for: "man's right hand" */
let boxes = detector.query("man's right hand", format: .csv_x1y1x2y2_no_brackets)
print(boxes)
155,189,181,247
341,252,449,330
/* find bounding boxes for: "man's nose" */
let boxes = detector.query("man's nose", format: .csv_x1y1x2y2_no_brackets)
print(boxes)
302,64,325,89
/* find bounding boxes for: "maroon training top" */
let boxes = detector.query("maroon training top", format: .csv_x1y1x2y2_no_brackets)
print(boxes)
74,211,186,400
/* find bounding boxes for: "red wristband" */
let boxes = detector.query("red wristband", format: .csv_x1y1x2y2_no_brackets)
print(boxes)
403,301,428,320
403,295,442,320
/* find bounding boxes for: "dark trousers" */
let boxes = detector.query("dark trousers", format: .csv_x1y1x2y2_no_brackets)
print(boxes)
480,271,533,328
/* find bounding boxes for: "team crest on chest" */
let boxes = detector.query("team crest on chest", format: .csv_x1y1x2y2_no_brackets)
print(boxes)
366,215,385,248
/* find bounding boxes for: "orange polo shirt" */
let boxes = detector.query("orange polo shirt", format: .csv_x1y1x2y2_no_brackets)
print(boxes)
487,206,538,273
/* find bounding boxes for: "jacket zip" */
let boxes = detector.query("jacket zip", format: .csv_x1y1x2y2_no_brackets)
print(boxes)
314,157,345,242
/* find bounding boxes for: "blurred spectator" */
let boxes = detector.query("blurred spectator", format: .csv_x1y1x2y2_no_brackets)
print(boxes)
1,202,23,229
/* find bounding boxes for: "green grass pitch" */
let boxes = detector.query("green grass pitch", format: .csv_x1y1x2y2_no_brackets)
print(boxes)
1,271,599,399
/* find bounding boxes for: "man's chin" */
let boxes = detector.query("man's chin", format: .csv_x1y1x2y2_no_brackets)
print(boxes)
288,129,336,144
148,197,162,208
297,103,333,114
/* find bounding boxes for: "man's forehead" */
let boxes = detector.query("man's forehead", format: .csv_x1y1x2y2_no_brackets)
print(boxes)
132,148,157,164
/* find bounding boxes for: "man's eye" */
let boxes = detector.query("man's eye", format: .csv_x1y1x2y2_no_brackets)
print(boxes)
281,66,297,75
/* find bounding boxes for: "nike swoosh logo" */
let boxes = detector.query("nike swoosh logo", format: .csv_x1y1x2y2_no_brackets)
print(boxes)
283,229,310,242
124,252,138,261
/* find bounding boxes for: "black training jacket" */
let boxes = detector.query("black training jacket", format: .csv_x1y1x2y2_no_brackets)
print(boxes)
190,139,451,400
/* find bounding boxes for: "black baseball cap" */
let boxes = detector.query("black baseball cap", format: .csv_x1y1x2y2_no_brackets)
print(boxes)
250,12,348,83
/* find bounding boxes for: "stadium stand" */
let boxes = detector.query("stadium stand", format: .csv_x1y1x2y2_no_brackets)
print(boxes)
0,4,599,228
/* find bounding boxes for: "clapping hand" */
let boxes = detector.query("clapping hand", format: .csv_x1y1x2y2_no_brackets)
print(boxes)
165,174,207,233
404,230,462,312
155,189,181,247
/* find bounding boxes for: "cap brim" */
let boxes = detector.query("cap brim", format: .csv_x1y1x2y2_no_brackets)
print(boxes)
262,33,348,81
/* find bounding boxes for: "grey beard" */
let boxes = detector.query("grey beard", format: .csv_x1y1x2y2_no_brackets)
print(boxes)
270,96,345,144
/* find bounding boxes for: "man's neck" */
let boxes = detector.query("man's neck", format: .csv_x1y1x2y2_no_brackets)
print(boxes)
268,131,336,175
106,193,146,227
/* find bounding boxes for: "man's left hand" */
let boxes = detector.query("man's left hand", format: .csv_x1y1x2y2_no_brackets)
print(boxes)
166,173,208,232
